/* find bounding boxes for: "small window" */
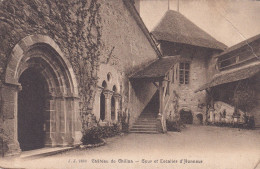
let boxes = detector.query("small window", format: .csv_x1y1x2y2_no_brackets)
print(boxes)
112,85,117,93
102,81,107,89
107,73,112,82
218,55,238,70
179,62,190,85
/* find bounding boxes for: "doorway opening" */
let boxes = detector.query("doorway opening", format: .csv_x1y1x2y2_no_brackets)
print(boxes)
18,68,47,151
180,109,193,124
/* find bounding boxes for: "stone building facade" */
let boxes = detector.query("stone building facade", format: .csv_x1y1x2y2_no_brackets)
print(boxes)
1,0,258,158
150,10,226,124
0,0,160,156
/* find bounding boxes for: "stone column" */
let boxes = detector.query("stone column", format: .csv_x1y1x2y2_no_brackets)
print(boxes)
53,95,64,146
44,93,57,147
72,97,81,145
1,83,22,156
93,87,103,120
63,95,77,147
103,90,113,122
113,93,122,122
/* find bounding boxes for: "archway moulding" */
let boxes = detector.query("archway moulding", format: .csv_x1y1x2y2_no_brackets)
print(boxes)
5,34,78,96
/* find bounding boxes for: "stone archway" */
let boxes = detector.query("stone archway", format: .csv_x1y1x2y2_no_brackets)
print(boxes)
3,35,81,155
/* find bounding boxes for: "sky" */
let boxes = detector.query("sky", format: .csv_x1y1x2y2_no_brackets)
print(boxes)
139,0,260,47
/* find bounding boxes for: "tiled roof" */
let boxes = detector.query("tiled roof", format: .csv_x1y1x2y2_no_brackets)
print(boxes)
151,10,227,50
130,56,179,80
195,62,260,92
217,34,260,57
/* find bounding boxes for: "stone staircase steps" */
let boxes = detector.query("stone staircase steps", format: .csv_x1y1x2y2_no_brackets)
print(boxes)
130,113,159,134
130,90,160,134
129,130,159,134
131,126,157,129
136,119,157,122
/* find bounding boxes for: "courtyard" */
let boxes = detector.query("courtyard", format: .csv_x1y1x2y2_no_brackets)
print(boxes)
1,125,259,169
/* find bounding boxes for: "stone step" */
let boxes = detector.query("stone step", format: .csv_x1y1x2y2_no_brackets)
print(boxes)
129,130,159,134
132,124,157,127
140,113,157,116
135,122,157,125
131,125,157,129
20,146,78,160
140,114,157,117
137,118,157,121
139,116,157,118
134,122,156,126
130,127,157,131
136,119,157,123
130,112,159,134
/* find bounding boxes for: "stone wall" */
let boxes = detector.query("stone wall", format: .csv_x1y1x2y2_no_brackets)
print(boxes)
0,0,102,155
0,0,160,155
160,42,218,124
0,0,102,120
97,0,159,126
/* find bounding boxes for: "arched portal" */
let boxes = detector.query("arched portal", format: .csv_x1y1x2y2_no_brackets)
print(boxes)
3,35,81,153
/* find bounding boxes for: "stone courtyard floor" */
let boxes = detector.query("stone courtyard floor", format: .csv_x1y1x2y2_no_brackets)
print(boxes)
1,125,260,169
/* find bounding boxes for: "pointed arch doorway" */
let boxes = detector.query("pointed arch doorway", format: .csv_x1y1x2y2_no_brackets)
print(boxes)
3,35,82,154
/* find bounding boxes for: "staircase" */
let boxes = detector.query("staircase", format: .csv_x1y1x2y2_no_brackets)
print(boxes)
130,112,158,134
130,90,160,134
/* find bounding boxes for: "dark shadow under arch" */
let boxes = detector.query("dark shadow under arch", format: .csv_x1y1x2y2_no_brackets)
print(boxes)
111,96,115,120
18,68,47,151
100,92,105,121
180,109,193,124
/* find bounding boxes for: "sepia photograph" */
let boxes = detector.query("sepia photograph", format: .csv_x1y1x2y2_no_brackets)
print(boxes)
0,0,259,168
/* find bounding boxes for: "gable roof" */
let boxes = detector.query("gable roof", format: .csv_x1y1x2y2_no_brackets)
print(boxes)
130,56,180,81
195,61,260,92
217,34,260,57
151,10,227,51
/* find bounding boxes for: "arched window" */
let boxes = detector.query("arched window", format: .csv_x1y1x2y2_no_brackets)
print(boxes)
102,81,107,89
100,92,105,121
100,81,107,121
111,96,115,120
112,85,117,93
111,85,117,121
107,73,112,82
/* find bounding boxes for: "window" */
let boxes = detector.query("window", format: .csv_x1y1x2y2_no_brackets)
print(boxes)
111,96,115,121
218,55,245,70
179,62,190,84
